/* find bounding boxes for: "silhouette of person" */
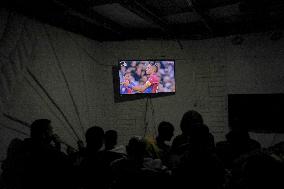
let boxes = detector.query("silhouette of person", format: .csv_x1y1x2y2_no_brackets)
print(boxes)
242,152,284,189
227,151,284,189
171,110,204,154
111,136,146,189
111,136,170,189
156,121,174,156
79,126,109,189
103,129,126,162
1,119,73,189
216,128,261,169
1,138,24,189
171,110,215,169
173,123,224,189
105,130,118,151
145,121,174,167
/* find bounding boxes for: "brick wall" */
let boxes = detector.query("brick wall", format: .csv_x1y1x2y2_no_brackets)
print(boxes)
100,35,284,146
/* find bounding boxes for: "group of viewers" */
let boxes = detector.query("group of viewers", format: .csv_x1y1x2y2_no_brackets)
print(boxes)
1,110,284,189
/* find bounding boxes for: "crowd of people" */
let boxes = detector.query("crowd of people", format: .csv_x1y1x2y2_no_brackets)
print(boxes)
1,110,284,189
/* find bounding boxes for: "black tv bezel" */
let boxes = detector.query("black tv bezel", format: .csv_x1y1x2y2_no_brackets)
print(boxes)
118,59,176,96
228,93,284,133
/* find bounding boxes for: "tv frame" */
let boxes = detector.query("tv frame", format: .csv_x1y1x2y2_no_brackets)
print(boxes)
228,93,284,133
118,59,176,96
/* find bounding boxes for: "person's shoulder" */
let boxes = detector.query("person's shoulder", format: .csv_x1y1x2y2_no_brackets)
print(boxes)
110,156,128,170
249,138,261,149
151,74,159,81
172,134,187,144
171,134,190,153
4,138,26,161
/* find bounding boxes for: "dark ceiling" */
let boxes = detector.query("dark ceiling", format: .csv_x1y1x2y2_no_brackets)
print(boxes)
3,0,284,41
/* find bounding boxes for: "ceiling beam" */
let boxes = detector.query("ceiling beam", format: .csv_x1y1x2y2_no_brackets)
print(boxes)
156,0,241,17
53,0,127,38
185,0,215,35
8,0,127,40
119,0,186,48
197,0,241,9
119,0,171,34
89,0,120,6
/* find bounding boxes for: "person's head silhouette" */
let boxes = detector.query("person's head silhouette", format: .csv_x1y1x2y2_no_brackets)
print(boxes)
126,136,146,161
157,121,174,142
85,126,104,152
105,130,118,150
30,119,53,144
180,110,203,136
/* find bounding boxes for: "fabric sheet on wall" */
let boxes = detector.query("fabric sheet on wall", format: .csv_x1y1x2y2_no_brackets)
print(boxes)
0,9,106,165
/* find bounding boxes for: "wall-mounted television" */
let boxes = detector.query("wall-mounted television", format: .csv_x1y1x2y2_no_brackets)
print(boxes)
228,94,284,133
119,60,175,95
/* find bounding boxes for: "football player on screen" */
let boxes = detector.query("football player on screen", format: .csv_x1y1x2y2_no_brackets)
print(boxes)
120,72,135,94
124,62,160,93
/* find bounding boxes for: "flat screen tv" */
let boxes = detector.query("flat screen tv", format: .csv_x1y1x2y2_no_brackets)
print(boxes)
119,60,175,95
228,94,284,133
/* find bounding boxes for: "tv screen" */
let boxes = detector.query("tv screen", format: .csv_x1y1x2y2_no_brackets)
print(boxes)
119,60,175,94
228,94,284,133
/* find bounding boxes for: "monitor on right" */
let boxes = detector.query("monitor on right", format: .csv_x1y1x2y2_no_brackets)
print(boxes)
228,94,284,133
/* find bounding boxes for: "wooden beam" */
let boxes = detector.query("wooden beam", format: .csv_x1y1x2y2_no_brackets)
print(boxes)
53,0,126,38
119,0,169,32
196,0,241,9
89,0,120,6
185,0,214,35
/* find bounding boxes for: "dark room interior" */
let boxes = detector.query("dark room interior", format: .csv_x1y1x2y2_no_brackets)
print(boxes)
0,1,284,189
